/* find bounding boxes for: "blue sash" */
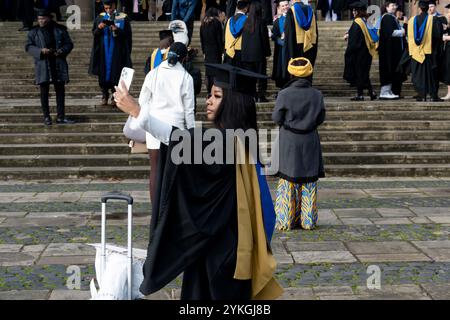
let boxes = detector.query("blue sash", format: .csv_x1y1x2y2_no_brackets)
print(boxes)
255,162,276,243
229,14,247,38
103,14,125,82
293,3,313,30
278,15,286,35
153,49,163,69
414,14,428,46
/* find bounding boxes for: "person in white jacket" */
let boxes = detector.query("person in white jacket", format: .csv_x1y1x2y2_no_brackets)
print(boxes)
135,42,195,203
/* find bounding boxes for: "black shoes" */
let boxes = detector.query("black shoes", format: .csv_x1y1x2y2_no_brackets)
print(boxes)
56,118,76,124
351,96,364,101
432,97,444,102
44,117,52,126
370,92,378,101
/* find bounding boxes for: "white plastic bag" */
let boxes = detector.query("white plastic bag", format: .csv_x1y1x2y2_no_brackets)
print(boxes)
89,244,146,300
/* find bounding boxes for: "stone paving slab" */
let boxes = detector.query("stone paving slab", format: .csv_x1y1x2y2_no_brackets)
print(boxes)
37,256,95,265
317,209,341,225
278,287,316,300
0,217,87,228
346,241,420,255
318,189,368,200
410,207,450,216
341,218,373,225
363,188,429,199
333,208,381,218
419,188,450,197
286,241,346,252
0,252,37,267
0,244,23,253
49,290,91,300
376,208,415,217
420,283,450,299
0,212,27,218
356,253,432,263
292,251,357,264
371,218,413,225
42,243,95,257
0,290,50,300
426,216,450,224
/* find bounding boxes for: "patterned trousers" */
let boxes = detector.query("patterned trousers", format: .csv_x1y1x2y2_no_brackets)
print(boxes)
275,178,318,230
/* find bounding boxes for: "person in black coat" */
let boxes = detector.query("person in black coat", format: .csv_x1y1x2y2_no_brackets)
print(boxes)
241,1,271,101
25,9,74,125
440,3,450,100
282,0,318,82
0,0,17,21
271,0,290,89
89,0,133,106
343,2,377,101
200,7,224,93
378,0,407,99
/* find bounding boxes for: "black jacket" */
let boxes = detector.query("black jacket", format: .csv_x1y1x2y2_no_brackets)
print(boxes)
200,17,224,65
25,21,73,85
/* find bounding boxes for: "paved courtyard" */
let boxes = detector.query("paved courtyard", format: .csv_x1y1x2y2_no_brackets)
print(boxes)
1,177,450,300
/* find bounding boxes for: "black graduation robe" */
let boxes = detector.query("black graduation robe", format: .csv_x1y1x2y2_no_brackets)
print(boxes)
88,12,133,85
282,4,318,80
139,128,280,300
410,13,444,97
343,20,372,89
378,13,406,87
441,17,450,85
271,16,289,88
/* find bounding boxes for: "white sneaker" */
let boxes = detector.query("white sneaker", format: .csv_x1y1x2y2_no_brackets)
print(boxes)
380,92,399,99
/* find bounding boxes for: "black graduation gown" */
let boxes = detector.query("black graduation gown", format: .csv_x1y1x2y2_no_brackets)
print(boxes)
200,18,224,66
88,13,133,85
241,19,271,63
441,18,450,85
282,4,318,80
139,128,252,300
410,13,443,97
271,17,289,88
343,20,372,89
378,13,406,86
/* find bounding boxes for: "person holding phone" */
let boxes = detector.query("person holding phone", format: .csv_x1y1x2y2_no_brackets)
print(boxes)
89,0,133,106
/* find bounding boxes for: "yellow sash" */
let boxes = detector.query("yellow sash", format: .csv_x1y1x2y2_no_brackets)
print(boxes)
150,49,168,71
354,17,378,58
225,18,243,59
407,15,433,64
234,138,284,300
291,6,317,52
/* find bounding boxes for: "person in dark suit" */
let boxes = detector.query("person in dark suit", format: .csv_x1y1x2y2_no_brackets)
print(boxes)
241,0,271,101
25,9,74,125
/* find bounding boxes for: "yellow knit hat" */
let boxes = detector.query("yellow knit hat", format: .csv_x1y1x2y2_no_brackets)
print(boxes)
287,57,313,78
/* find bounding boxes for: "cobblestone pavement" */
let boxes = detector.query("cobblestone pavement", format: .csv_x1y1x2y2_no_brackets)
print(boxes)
1,178,450,300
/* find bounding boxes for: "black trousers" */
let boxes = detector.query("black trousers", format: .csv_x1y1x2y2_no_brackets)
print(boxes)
99,81,115,98
241,60,268,98
186,18,194,46
19,0,35,27
357,80,374,96
40,81,65,119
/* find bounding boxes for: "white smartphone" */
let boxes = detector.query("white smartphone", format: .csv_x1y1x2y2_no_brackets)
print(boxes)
119,67,135,91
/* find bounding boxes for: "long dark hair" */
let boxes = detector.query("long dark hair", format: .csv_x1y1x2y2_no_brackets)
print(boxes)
243,1,262,34
213,88,257,131
201,7,220,27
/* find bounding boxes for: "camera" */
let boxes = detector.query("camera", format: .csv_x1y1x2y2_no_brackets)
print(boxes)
103,18,115,26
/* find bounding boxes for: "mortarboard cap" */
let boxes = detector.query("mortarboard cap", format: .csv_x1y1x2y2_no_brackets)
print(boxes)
159,30,173,40
36,8,53,17
102,0,117,5
446,3,450,9
205,63,268,95
349,1,367,10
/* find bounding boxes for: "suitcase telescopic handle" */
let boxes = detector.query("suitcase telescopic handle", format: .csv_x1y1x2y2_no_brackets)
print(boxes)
100,191,134,300
101,191,134,205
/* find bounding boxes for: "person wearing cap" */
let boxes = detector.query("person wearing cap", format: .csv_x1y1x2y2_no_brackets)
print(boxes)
35,0,66,22
343,1,378,101
241,0,271,102
378,0,407,100
200,7,225,93
171,0,198,44
25,8,74,125
407,0,444,102
271,57,325,231
271,0,290,89
224,0,250,66
282,0,318,84
144,30,174,75
113,63,282,300
440,3,450,100
138,42,196,203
